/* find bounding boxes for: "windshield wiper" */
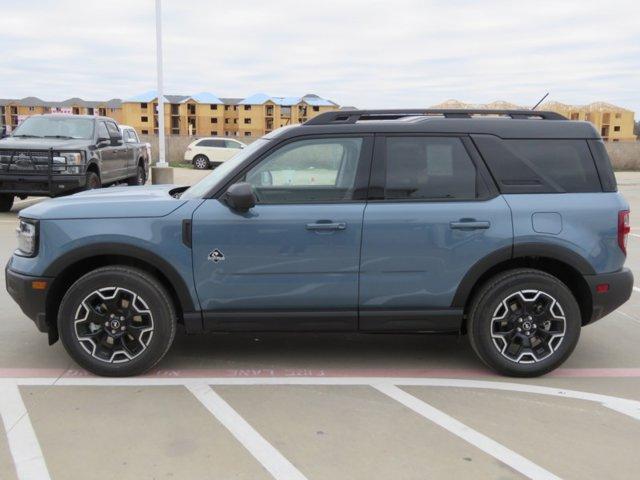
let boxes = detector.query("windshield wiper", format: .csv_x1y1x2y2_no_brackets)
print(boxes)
12,134,43,138
43,135,74,139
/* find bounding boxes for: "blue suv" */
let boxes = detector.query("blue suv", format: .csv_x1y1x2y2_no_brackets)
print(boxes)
5,109,633,377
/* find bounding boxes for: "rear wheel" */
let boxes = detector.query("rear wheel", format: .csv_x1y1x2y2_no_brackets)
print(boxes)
58,266,177,377
467,268,581,377
127,164,146,186
85,171,101,190
0,194,14,212
193,155,210,170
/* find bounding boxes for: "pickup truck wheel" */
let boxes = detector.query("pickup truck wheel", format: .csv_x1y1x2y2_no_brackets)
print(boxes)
467,268,581,377
193,155,210,170
86,171,101,190
0,194,14,212
58,266,177,377
127,165,146,186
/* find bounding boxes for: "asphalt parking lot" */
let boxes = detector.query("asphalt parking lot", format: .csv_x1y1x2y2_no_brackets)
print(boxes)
1,170,640,480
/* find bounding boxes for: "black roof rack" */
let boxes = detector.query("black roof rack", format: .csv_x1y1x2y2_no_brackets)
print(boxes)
304,109,566,125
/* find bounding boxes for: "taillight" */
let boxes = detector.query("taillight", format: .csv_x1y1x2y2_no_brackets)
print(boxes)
618,210,630,254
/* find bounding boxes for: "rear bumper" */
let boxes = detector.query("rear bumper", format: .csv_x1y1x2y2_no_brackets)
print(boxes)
0,174,86,196
584,268,633,324
5,263,52,333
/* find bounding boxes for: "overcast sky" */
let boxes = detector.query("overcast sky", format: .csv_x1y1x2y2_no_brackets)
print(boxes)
1,0,639,111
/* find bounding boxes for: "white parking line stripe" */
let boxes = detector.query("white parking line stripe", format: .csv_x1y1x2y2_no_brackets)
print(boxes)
373,384,560,480
616,309,640,325
630,233,640,238
186,383,308,480
0,384,51,480
633,286,640,293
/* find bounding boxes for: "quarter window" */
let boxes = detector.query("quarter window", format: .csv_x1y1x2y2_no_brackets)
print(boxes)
384,137,477,200
242,137,364,204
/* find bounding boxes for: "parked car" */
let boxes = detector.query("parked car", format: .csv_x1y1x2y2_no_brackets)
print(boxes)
6,109,633,377
183,137,246,169
0,115,149,211
119,125,150,185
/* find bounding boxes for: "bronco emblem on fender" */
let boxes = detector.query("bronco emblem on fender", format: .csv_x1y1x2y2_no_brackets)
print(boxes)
208,249,225,262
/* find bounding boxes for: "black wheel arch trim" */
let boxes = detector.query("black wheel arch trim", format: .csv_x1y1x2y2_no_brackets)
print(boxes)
42,243,196,312
452,242,596,308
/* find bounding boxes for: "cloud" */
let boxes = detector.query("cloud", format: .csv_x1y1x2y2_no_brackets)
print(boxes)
0,0,638,112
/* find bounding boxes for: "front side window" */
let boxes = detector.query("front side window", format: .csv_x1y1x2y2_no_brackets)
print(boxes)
384,137,477,200
105,122,120,138
243,137,364,204
97,122,110,139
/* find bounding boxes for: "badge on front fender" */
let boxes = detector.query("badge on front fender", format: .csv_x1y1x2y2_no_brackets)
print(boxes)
208,249,225,263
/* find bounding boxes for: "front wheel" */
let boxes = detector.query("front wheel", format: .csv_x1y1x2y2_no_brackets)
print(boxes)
58,266,177,376
0,194,14,212
467,268,581,377
85,171,101,190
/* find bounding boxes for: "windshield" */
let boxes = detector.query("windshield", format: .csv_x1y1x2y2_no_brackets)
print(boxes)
182,139,270,199
12,116,95,139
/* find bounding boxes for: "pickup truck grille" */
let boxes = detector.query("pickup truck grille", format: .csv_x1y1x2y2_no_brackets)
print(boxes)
0,150,54,173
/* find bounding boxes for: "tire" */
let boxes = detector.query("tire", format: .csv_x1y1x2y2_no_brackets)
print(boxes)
467,268,581,377
85,171,101,190
193,155,210,170
58,266,177,377
0,194,14,212
127,164,146,186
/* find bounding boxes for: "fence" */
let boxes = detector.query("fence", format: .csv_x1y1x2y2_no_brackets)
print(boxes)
141,135,640,170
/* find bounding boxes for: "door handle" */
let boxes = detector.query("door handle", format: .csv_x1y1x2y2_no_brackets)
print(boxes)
449,220,490,230
305,222,346,231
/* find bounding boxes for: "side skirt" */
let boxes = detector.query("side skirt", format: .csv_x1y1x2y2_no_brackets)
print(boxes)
196,309,463,333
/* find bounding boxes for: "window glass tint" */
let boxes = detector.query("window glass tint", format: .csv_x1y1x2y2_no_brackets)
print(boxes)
505,140,600,192
97,122,109,140
243,137,363,203
225,140,242,149
105,122,120,138
385,137,476,200
198,139,225,147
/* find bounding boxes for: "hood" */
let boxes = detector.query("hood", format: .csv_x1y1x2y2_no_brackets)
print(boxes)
0,136,91,150
21,184,187,220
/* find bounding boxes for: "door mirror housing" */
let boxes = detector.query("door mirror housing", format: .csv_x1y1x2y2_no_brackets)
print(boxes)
96,136,110,147
110,133,123,145
223,182,256,211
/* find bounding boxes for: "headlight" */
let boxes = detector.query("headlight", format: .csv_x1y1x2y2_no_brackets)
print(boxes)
16,218,38,257
52,152,84,174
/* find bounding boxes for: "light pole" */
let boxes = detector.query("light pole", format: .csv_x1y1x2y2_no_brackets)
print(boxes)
151,0,173,184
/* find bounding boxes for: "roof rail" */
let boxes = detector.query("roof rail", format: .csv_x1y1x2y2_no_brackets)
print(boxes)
304,109,566,125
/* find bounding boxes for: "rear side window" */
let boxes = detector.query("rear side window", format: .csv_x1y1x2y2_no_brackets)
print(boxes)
384,137,477,200
198,139,226,147
225,140,242,149
473,136,602,193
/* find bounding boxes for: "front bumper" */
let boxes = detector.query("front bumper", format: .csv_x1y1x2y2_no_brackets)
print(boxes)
0,174,86,196
584,268,634,324
5,263,52,333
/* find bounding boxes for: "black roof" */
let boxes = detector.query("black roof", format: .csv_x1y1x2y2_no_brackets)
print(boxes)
292,109,599,139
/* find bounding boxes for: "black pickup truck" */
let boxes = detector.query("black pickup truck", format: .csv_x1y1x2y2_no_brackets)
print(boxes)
0,114,149,211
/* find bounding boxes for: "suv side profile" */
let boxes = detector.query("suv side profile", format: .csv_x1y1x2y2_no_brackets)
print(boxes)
6,109,633,377
183,137,246,170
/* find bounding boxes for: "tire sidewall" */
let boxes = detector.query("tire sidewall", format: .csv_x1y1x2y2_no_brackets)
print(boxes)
193,155,209,169
58,268,176,377
86,171,101,190
470,271,581,377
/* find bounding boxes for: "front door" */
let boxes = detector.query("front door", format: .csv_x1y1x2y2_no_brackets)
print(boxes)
359,135,513,331
105,121,128,179
192,135,372,331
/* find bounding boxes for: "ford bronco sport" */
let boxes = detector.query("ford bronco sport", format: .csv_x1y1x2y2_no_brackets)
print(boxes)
0,114,149,211
5,109,633,377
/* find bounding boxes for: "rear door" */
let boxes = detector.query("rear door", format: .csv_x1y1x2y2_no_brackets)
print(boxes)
122,128,139,172
359,135,513,331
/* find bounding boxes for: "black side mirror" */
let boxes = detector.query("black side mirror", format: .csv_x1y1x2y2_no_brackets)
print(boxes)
223,182,256,211
110,133,123,145
96,136,110,147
